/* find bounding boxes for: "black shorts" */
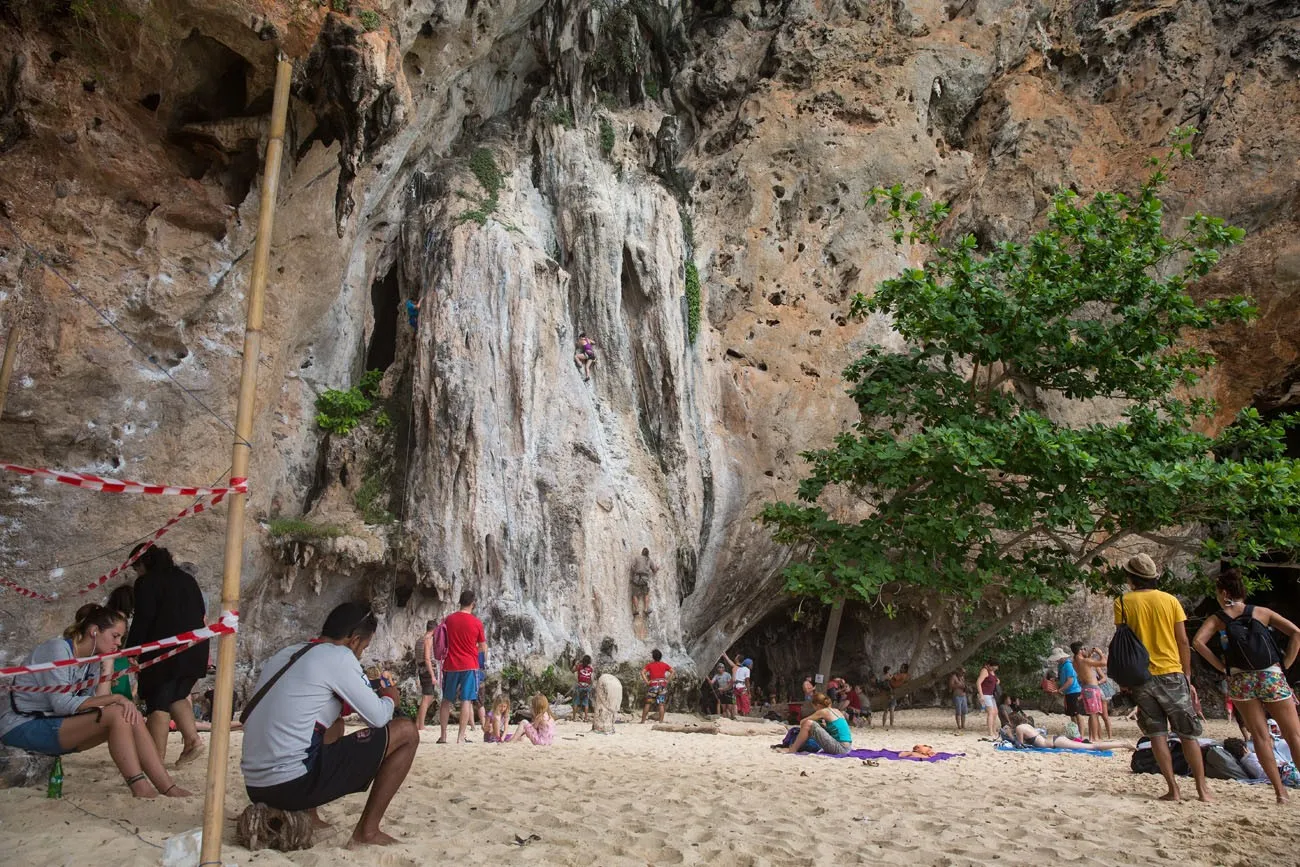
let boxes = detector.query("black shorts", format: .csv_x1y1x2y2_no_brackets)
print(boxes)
245,726,389,813
418,669,437,697
142,676,199,715
1064,692,1085,717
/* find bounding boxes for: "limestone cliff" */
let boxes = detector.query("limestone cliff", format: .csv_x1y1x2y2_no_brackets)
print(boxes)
0,0,1296,688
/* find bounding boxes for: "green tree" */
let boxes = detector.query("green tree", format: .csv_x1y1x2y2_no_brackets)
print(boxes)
760,135,1300,691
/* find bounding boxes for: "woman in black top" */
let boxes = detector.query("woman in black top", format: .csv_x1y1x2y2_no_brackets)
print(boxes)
126,544,208,764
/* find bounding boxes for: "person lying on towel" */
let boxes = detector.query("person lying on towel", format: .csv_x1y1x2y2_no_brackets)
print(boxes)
1004,722,1135,753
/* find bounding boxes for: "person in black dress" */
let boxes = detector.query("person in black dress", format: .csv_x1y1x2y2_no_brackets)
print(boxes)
127,544,208,765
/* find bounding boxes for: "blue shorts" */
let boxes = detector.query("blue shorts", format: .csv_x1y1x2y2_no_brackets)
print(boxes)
443,669,479,703
1,717,73,755
575,685,592,708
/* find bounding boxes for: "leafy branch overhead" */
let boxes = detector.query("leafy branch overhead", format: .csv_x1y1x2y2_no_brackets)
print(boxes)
760,131,1300,613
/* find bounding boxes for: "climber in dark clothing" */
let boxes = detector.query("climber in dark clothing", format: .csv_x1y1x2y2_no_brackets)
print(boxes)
126,544,209,766
575,332,597,381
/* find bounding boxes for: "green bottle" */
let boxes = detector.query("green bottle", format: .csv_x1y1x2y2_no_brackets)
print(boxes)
46,756,63,799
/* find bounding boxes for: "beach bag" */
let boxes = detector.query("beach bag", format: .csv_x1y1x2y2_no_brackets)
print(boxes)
1108,598,1152,689
1218,606,1281,671
431,618,450,664
1202,744,1250,781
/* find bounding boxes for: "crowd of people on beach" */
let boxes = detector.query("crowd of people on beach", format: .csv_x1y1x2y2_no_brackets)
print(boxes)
4,546,1300,851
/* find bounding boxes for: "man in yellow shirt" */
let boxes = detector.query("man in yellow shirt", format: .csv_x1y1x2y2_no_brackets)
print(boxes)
1113,553,1211,802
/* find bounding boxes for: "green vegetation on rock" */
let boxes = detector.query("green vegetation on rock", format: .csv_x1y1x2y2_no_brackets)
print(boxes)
459,147,503,226
599,115,615,158
267,517,343,539
315,369,385,435
684,261,700,343
357,9,380,30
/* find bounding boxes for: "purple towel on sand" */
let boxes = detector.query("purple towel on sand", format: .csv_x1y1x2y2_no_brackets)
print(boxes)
814,748,963,762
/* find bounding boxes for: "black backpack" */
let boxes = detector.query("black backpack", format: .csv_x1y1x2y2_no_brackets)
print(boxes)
1217,605,1281,671
1108,597,1152,689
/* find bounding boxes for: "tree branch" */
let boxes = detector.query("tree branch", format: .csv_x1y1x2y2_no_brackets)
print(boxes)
887,598,1035,703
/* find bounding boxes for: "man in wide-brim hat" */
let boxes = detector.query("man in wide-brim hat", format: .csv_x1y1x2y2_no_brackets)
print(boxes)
1114,553,1212,802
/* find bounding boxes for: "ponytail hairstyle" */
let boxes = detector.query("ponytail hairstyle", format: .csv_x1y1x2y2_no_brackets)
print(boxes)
64,603,126,639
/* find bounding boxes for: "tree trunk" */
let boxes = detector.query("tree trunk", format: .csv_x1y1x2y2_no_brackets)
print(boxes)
816,596,846,687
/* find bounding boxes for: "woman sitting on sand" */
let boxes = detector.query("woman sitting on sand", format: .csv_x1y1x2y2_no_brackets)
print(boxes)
781,693,853,755
1004,722,1134,752
0,604,191,798
512,694,556,745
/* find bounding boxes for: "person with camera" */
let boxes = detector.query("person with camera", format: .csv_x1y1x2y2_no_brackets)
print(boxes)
240,602,419,847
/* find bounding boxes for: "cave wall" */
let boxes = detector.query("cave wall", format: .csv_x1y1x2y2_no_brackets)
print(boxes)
0,0,1298,684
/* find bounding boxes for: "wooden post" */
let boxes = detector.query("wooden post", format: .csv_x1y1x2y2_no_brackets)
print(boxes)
0,325,19,421
199,56,293,866
816,596,845,688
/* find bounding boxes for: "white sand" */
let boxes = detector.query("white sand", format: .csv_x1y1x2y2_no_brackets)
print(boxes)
0,709,1291,866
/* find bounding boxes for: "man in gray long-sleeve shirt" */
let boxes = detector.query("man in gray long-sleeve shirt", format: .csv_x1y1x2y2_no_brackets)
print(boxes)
241,602,418,847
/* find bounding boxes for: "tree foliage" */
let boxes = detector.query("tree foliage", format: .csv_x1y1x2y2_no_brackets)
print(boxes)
760,134,1300,620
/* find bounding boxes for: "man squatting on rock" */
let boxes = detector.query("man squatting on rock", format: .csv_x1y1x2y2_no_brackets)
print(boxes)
241,602,419,847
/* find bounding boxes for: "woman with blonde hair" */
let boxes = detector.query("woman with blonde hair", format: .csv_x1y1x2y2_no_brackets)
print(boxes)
512,694,556,745
0,604,191,798
781,692,853,755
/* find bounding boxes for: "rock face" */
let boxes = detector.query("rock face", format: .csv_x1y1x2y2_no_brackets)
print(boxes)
0,1,1297,687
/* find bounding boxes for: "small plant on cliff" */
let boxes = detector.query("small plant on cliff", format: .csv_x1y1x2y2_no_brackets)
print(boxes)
599,115,616,158
354,472,395,525
760,130,1300,692
315,368,386,435
546,103,575,129
267,517,343,539
357,9,381,30
459,147,503,226
331,0,350,12
684,261,701,343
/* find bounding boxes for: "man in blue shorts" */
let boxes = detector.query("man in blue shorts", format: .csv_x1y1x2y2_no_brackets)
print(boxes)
438,590,487,744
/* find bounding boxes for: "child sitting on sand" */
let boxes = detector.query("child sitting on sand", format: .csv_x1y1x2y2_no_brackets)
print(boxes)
512,694,556,745
484,695,510,743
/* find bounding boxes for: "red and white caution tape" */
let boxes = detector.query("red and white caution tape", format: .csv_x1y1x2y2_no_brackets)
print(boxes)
0,464,248,497
0,611,238,679
0,490,230,601
0,643,194,694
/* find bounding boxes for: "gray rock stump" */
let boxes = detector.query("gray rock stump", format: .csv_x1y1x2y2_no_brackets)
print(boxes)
592,673,623,733
0,744,55,789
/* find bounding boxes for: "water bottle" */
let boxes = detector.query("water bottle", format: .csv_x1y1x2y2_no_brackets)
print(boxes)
46,756,63,799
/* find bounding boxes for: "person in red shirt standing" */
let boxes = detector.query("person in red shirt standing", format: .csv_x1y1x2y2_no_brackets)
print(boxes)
438,590,488,744
640,649,674,723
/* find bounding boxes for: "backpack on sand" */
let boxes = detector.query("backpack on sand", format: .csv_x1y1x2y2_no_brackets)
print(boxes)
1108,597,1152,690
1218,605,1281,672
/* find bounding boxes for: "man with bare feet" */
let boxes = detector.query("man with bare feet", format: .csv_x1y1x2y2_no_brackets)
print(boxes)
241,602,418,847
439,590,488,744
630,548,658,617
640,649,673,723
1071,642,1109,743
414,620,438,731
1115,553,1212,803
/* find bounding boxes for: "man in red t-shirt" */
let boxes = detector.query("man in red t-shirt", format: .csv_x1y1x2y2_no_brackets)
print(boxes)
438,590,487,744
639,648,674,723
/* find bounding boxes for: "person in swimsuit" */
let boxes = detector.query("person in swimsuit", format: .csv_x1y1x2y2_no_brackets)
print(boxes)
1004,722,1135,752
948,669,969,730
574,332,597,381
780,693,853,755
975,660,1000,737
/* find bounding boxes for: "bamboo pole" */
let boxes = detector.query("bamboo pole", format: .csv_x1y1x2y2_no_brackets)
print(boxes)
0,325,19,421
199,56,293,866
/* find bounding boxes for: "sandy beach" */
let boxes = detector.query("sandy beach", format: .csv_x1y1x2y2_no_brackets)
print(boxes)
0,708,1290,866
